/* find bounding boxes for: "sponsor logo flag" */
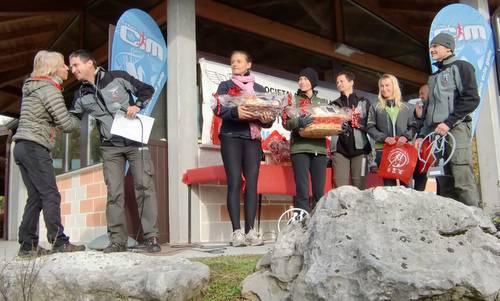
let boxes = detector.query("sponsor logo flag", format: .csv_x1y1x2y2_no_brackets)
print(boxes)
430,3,495,133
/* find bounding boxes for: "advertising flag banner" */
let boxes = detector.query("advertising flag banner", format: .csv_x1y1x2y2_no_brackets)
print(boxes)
430,4,495,133
111,9,167,116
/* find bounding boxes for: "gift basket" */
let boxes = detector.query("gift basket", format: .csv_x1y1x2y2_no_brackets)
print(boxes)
213,92,287,119
286,104,348,138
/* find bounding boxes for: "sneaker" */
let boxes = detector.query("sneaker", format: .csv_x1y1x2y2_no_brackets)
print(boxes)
103,242,127,253
231,229,246,247
245,228,263,246
52,242,86,253
144,237,161,253
18,246,51,258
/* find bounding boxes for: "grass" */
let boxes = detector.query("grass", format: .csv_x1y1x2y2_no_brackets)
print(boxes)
192,255,263,301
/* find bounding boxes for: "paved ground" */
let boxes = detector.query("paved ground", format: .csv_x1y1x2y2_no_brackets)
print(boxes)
0,239,272,261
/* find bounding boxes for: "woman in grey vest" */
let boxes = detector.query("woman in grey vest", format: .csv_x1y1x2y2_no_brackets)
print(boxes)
12,50,85,256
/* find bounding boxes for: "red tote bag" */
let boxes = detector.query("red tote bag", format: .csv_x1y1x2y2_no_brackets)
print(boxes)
378,143,418,184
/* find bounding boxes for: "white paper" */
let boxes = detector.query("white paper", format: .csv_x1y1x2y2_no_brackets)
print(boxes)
110,111,155,143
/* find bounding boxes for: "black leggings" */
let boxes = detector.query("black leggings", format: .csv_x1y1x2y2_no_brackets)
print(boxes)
291,153,328,212
220,136,262,233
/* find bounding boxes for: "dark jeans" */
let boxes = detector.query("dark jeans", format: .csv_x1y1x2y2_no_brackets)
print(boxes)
220,136,262,233
291,153,328,212
14,140,69,250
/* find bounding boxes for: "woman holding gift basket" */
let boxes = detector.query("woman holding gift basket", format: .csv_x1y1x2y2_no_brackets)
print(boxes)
283,67,330,213
366,73,417,186
213,50,275,247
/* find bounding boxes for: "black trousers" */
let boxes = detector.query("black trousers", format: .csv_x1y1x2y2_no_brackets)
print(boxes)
291,153,328,212
220,136,262,233
14,140,69,250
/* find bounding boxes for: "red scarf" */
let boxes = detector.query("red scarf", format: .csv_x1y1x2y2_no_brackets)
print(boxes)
32,76,62,91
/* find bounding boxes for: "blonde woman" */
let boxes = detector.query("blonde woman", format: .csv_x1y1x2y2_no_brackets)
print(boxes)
12,50,85,256
366,74,416,186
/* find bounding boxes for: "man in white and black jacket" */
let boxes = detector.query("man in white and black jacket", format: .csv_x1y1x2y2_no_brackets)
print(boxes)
421,33,480,206
69,49,161,252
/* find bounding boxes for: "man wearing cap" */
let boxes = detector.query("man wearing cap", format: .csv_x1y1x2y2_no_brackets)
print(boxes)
422,32,480,206
283,67,329,212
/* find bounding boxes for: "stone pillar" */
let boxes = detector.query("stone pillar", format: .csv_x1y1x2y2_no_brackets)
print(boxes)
461,0,500,214
167,0,199,243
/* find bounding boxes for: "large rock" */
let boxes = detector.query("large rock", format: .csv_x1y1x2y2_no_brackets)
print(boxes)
242,186,500,301
0,251,209,301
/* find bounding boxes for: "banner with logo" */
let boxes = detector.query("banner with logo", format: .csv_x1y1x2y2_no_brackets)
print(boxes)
199,58,342,144
430,3,495,133
111,9,167,116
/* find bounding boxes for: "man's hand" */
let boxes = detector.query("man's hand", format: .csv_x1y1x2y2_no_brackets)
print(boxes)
126,105,140,118
385,137,396,145
397,136,407,145
434,122,450,136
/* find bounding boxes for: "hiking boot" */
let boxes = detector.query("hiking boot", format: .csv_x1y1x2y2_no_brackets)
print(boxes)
245,228,263,246
102,242,127,253
144,237,161,253
52,242,86,253
231,229,246,247
18,246,51,258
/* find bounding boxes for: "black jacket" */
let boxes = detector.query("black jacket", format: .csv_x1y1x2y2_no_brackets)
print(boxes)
214,79,272,139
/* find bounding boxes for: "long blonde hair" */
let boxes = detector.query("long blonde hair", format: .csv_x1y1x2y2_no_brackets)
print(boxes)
31,50,64,77
377,74,402,109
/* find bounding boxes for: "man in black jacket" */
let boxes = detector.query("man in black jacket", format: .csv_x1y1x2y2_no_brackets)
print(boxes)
422,33,479,206
69,49,161,252
330,71,371,189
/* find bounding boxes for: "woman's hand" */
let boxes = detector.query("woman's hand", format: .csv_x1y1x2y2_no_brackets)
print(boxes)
237,106,255,120
259,111,275,123
397,136,407,145
385,137,396,145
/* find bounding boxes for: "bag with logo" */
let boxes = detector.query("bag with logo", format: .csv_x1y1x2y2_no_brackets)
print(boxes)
378,143,418,184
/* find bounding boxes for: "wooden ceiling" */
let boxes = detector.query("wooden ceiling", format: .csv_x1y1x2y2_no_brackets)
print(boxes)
0,1,90,117
0,0,499,118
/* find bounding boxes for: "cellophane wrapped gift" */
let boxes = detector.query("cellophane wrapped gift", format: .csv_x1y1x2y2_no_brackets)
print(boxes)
213,92,287,119
286,104,348,138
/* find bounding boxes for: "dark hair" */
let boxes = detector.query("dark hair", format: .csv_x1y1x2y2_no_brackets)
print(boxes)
336,70,355,82
69,49,97,68
230,50,252,63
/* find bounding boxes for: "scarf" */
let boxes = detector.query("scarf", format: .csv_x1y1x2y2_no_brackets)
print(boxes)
231,74,261,139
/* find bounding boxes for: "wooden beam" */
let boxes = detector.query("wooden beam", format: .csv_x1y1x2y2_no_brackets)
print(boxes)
353,0,427,43
0,1,87,13
377,0,453,12
0,67,30,88
0,86,21,98
334,0,344,43
196,0,428,84
0,23,59,42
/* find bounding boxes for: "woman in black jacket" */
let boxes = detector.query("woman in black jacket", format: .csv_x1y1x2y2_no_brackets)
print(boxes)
367,73,416,186
214,50,274,247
